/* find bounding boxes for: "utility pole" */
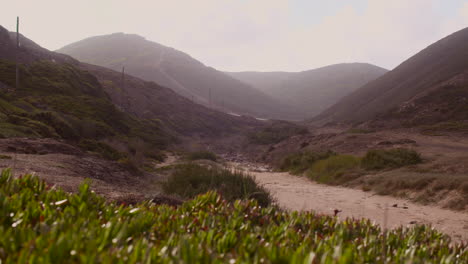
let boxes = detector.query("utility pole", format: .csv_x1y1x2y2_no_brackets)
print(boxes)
121,66,125,88
209,88,212,108
121,66,125,109
15,16,20,90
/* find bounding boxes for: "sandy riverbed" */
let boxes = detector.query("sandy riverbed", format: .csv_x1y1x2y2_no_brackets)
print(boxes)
249,170,468,242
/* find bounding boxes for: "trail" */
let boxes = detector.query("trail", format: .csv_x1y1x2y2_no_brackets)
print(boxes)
248,169,468,242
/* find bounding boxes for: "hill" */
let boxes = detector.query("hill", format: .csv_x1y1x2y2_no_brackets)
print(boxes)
0,25,264,169
227,63,387,117
314,27,468,125
57,33,300,120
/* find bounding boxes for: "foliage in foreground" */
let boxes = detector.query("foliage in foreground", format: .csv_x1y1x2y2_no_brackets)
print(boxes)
162,164,271,207
0,170,466,263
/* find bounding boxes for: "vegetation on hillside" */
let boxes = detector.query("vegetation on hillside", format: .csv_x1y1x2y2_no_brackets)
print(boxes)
279,150,335,174
185,151,217,162
248,121,308,145
0,59,172,162
0,170,466,263
162,164,271,207
361,148,422,170
279,148,423,185
307,155,361,184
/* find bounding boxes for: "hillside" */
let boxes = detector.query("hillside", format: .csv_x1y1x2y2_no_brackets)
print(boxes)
57,33,300,120
314,27,468,124
227,63,387,117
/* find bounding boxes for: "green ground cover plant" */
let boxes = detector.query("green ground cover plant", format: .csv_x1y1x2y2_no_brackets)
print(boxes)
0,169,466,263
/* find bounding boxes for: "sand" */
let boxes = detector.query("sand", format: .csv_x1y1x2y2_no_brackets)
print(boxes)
250,170,468,242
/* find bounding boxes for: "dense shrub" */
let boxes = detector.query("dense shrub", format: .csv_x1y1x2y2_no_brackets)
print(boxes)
248,121,308,145
163,164,271,207
279,150,335,174
362,148,422,170
307,155,361,184
185,151,217,162
0,170,466,263
79,139,124,160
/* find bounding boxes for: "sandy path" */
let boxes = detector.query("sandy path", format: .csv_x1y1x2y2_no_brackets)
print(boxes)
250,170,468,242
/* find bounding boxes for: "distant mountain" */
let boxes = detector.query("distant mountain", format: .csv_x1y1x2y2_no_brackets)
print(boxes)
314,27,468,125
57,33,299,120
227,63,387,117
0,25,260,149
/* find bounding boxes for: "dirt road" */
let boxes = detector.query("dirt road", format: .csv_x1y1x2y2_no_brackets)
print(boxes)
250,170,468,242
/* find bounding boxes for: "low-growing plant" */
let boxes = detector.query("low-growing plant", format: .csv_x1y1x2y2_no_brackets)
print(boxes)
307,154,361,184
248,121,308,145
0,154,12,159
163,164,271,206
362,148,422,170
279,150,335,174
79,139,125,160
0,169,466,263
185,151,217,162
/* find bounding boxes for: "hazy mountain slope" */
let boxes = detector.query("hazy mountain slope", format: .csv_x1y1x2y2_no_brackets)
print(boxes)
225,71,295,94
0,25,260,146
57,33,299,120
227,63,387,117
314,27,468,124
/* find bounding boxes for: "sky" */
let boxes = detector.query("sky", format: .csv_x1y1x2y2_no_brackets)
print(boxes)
1,0,468,72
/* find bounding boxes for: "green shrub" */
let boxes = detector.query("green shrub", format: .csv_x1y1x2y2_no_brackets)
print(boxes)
79,139,125,160
307,155,361,184
362,148,422,170
248,121,308,145
185,151,217,162
0,170,466,263
163,164,271,207
279,150,335,174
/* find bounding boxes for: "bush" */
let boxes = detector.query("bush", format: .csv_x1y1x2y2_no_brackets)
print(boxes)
163,164,272,207
248,121,308,145
307,155,361,184
362,148,422,170
279,150,335,174
185,151,217,162
79,139,125,160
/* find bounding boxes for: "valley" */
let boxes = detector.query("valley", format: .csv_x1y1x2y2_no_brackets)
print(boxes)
1,9,468,262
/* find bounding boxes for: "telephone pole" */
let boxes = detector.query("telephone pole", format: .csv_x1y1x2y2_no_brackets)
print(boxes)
121,66,125,109
15,16,20,90
209,88,212,108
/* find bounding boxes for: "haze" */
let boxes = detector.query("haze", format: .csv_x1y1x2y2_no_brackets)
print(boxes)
2,0,468,71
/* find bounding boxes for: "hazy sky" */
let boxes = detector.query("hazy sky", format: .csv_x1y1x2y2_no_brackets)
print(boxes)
2,0,468,71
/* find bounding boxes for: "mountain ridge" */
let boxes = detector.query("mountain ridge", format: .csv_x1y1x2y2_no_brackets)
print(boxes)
227,63,387,118
314,27,468,125
57,33,301,120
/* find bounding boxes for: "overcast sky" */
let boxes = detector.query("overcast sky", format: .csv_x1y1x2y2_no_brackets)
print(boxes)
2,0,468,72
